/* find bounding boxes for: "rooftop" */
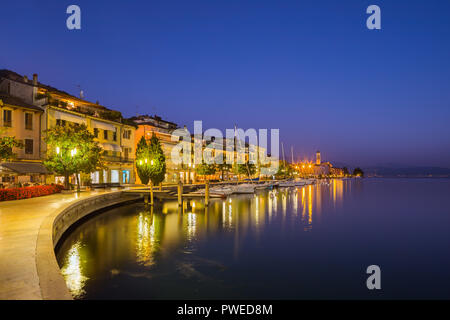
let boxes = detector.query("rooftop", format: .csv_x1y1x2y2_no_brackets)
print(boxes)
129,114,178,129
0,93,43,112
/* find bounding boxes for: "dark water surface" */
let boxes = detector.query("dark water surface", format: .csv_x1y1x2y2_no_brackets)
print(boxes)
56,178,450,299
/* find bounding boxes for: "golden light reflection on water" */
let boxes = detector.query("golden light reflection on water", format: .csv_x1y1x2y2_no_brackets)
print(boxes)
59,241,87,299
136,209,157,266
58,179,348,298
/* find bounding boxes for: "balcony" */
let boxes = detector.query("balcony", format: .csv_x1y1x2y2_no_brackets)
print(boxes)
101,154,135,164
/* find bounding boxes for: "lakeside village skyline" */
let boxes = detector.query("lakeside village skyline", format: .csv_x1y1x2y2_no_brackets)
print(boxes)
6,68,445,188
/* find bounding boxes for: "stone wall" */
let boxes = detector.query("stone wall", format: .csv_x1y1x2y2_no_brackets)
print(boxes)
36,191,142,299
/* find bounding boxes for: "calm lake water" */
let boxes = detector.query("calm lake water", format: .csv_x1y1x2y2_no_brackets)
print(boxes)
56,178,450,299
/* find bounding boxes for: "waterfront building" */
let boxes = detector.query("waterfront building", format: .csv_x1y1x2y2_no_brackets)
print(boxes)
0,93,46,185
0,70,136,186
294,151,344,178
131,116,269,184
130,114,182,184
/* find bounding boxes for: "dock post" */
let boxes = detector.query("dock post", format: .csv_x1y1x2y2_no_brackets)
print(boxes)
178,180,183,206
205,180,210,206
150,181,154,206
159,182,163,191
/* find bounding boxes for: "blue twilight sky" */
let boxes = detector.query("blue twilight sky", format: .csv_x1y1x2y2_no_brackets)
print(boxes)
1,0,450,167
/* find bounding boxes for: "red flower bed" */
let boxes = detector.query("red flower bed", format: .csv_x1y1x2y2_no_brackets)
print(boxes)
0,184,65,201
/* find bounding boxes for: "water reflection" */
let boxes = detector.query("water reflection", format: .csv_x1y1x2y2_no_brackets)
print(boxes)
57,179,349,299
59,241,87,299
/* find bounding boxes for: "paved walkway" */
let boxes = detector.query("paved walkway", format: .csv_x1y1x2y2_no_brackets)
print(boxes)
0,189,117,300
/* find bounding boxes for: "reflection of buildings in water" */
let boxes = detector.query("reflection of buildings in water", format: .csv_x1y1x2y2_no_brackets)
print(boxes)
220,198,234,229
187,212,197,241
222,201,226,228
254,195,260,227
60,241,88,298
282,192,287,216
228,199,233,227
315,184,322,217
268,192,273,221
301,187,306,219
308,185,313,225
136,211,157,266
331,179,344,207
293,189,298,215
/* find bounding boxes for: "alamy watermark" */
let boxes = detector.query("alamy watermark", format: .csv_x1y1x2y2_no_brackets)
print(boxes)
66,5,381,31
366,265,381,290
169,121,280,176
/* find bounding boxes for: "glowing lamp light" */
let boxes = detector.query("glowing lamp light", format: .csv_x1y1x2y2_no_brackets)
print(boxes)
144,158,148,163
139,160,143,165
151,160,154,165
56,146,60,155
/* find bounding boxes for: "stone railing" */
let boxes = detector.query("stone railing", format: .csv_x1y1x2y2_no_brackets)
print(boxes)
36,191,142,300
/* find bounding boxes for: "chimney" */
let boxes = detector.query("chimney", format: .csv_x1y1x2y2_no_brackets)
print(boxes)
32,74,38,86
23,75,28,83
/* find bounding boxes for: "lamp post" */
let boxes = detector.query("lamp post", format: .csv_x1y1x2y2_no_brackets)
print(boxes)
56,146,79,191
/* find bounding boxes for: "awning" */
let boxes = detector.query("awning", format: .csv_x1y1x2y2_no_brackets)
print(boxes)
92,120,116,131
0,162,48,174
54,110,86,124
101,143,122,152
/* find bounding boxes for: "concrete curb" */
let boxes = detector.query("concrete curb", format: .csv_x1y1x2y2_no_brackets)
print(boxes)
35,191,141,300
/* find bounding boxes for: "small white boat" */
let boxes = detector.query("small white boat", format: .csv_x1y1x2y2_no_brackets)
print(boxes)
254,182,275,190
192,185,234,196
232,183,256,194
278,180,297,187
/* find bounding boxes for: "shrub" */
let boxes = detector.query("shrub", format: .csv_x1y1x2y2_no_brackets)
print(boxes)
0,184,64,201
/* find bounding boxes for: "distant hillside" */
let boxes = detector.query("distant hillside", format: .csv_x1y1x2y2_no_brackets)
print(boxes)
363,166,450,177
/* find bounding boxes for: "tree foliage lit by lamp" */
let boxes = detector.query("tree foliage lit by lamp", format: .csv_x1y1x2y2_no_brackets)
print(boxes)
44,123,103,191
135,134,166,186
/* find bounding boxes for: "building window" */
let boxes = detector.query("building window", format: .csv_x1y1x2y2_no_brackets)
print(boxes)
94,128,99,138
113,131,117,141
124,147,129,159
56,119,66,127
111,170,119,183
25,139,33,154
103,130,108,140
25,113,33,130
123,130,131,139
3,110,12,127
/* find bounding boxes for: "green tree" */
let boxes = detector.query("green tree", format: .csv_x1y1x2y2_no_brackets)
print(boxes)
343,167,350,175
135,134,166,186
0,136,23,161
44,124,103,190
216,163,232,181
135,136,151,184
275,161,293,179
237,161,257,179
148,134,166,186
353,167,364,177
196,162,216,178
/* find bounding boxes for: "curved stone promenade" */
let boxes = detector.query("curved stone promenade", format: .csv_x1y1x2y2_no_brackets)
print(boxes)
0,189,139,300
